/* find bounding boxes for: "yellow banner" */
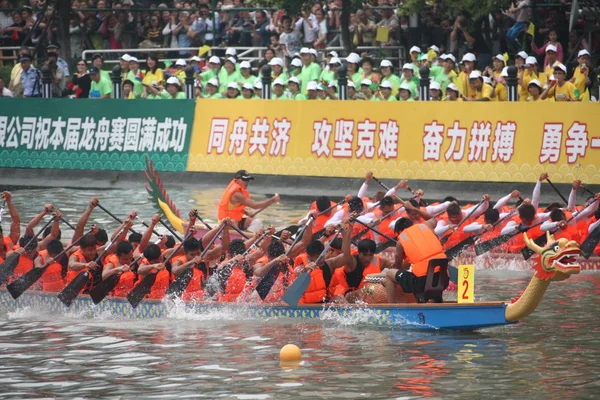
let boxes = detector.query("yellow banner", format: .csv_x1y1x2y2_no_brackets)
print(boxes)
187,100,600,184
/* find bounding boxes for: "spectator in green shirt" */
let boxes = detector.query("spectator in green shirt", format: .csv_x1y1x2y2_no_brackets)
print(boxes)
241,83,255,99
398,82,415,102
200,56,221,92
400,63,419,99
89,67,112,99
433,54,458,94
320,57,341,85
429,81,442,101
288,77,305,100
300,48,321,87
219,57,241,95
202,78,222,99
288,58,306,92
238,61,256,87
360,79,377,101
253,81,263,99
225,82,241,99
378,81,397,101
379,59,402,97
345,53,364,87
306,81,319,100
269,57,288,86
272,78,289,100
162,76,187,99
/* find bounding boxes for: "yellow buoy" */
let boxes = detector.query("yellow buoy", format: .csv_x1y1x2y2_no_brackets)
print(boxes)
279,344,301,362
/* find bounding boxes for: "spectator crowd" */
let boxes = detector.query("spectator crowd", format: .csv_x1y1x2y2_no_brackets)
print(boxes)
0,0,597,101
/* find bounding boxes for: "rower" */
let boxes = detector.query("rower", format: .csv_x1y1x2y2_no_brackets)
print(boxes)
216,237,265,302
435,194,490,248
371,196,400,243
501,201,551,253
541,198,599,242
36,239,66,292
298,196,337,232
357,171,405,206
587,208,600,256
385,216,447,303
135,243,170,299
1,191,21,252
102,241,136,297
217,170,280,232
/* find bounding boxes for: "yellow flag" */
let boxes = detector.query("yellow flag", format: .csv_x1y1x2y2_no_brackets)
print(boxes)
527,22,535,36
198,45,212,57
503,52,510,65
376,26,390,43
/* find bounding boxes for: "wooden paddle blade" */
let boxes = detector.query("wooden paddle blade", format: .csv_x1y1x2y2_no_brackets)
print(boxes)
165,268,193,298
89,274,120,304
275,225,300,238
375,240,395,254
58,272,89,307
6,267,46,300
127,272,158,308
581,226,600,259
282,272,311,306
439,234,451,246
255,265,280,301
448,265,458,285
474,234,512,256
0,253,20,285
445,236,475,260
520,234,547,260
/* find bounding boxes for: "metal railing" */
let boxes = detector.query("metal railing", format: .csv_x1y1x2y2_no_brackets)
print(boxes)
325,46,405,67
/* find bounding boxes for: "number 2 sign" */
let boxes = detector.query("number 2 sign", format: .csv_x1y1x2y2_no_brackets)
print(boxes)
457,264,474,303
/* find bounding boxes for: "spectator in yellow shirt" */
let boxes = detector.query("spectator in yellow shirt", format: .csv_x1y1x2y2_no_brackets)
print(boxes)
142,55,164,98
464,71,492,101
493,67,509,102
541,64,580,101
569,49,591,102
455,53,478,96
525,79,544,101
174,59,187,84
519,56,547,101
543,45,559,78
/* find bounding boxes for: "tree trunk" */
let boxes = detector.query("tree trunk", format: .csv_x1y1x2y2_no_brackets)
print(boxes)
56,0,72,63
341,0,352,54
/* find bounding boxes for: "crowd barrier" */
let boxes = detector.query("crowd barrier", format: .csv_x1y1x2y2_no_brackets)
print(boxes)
1,98,599,184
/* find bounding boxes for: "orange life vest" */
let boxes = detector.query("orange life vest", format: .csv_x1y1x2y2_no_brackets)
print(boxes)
172,255,205,301
218,267,247,302
373,209,399,243
263,265,295,303
2,236,14,252
136,259,172,300
507,216,544,253
11,253,35,283
66,249,95,289
38,250,66,292
104,254,136,297
294,253,327,304
398,223,446,277
217,180,250,222
310,200,336,232
478,225,505,252
328,255,381,297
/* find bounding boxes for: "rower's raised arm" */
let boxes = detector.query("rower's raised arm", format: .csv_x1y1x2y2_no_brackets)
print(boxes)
568,180,581,211
138,214,160,254
324,209,345,227
501,220,518,235
532,173,547,210
25,204,53,236
357,171,373,199
426,201,450,217
73,198,98,243
494,190,519,210
463,221,483,234
3,191,21,244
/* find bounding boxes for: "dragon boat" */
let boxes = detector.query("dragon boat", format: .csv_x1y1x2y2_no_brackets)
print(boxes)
0,232,582,331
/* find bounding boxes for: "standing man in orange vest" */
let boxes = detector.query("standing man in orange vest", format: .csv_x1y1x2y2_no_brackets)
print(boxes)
217,170,280,232
385,216,447,303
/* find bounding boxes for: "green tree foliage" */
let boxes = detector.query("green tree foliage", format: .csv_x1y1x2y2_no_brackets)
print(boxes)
399,0,513,20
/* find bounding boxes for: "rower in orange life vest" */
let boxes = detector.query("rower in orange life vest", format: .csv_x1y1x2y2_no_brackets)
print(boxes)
297,196,337,233
217,170,280,232
135,243,170,299
385,215,448,303
102,241,137,297
501,203,551,253
1,191,21,255
541,198,599,243
434,194,490,248
35,239,67,292
587,208,600,256
369,196,401,243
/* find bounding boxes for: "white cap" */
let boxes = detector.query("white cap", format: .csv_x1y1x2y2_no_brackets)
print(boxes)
121,54,132,62
175,58,187,66
242,82,254,90
517,51,528,59
273,77,285,86
501,66,509,77
207,78,219,87
578,49,590,58
190,56,201,62
447,83,459,92
208,56,221,64
429,81,441,90
300,47,311,54
225,48,237,56
347,81,356,88
317,84,326,91
288,76,300,85
239,60,251,69
309,49,318,56
419,53,428,61
327,50,338,57
268,57,284,67
254,81,263,90
409,46,421,54
428,45,440,53
307,81,318,91
546,44,557,53
129,56,139,63
525,56,537,65
399,82,412,91
346,53,361,64
379,81,392,89
554,63,567,73
483,76,492,84
528,79,542,88
328,81,337,88
495,54,505,62
290,58,303,68
380,59,393,68
227,82,239,90
462,53,476,62
361,79,372,86
402,63,414,71
225,57,237,65
469,70,482,79
166,76,180,86
444,54,456,63
329,57,341,65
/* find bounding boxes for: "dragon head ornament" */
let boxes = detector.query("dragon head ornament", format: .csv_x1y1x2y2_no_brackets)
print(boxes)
524,232,581,281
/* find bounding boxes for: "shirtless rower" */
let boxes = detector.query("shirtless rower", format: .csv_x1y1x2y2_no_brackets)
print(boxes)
217,170,280,232
1,191,21,253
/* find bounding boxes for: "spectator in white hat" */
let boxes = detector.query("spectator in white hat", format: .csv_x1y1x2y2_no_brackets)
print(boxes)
254,80,263,98
398,82,414,102
163,76,186,99
345,53,363,87
347,81,358,100
174,58,187,84
121,56,142,97
378,81,396,101
487,54,506,81
300,48,321,88
465,70,492,101
288,77,305,100
444,83,461,101
520,56,547,100
531,30,563,70
409,46,421,72
316,83,328,100
399,63,418,99
241,83,255,100
200,56,221,89
541,64,579,101
515,51,528,69
429,81,442,101
526,79,544,102
360,79,376,101
543,45,560,78
199,78,221,99
238,61,256,87
309,48,319,64
287,58,305,91
189,56,202,74
219,57,241,95
455,53,478,95
225,81,241,99
570,50,591,102
272,78,289,100
225,48,237,59
379,59,401,97
320,57,341,85
306,80,318,100
433,54,457,94
325,81,339,100
493,67,509,102
269,57,288,86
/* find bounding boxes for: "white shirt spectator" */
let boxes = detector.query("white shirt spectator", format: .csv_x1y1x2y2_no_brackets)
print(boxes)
0,86,13,97
295,14,319,43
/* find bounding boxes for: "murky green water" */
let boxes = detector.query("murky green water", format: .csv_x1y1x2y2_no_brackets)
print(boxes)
0,187,599,399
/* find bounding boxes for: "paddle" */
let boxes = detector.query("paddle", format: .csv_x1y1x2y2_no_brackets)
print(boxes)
135,216,161,238
165,223,227,299
351,204,402,243
57,224,127,307
282,228,341,306
127,231,192,308
275,199,346,240
474,220,545,256
546,178,569,205
159,219,182,241
352,218,398,244
255,216,313,300
440,200,485,246
581,224,600,259
405,184,428,206
579,185,596,197
97,203,140,235
7,230,91,299
0,217,56,285
59,217,76,231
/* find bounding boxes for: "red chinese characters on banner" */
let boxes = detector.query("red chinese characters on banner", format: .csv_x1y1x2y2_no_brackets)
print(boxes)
311,118,399,159
422,120,516,163
539,122,592,164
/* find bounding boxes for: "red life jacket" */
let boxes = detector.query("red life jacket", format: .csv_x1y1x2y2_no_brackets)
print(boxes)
294,253,327,304
218,267,247,302
66,249,91,285
329,255,381,297
103,254,136,297
310,200,337,232
136,259,172,300
172,255,205,301
507,216,543,253
398,223,446,277
11,253,34,283
38,250,66,292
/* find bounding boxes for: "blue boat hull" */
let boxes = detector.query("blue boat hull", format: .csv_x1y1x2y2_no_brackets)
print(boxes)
0,289,513,331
